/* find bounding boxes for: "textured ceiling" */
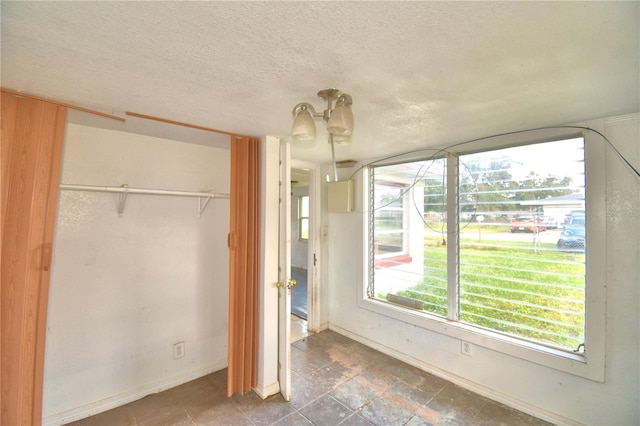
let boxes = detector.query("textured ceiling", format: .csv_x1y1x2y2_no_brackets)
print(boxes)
2,1,638,164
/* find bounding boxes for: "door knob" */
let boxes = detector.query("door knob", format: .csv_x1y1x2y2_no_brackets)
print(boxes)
276,279,297,289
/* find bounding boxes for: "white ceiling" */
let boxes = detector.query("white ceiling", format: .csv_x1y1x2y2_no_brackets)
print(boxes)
2,1,638,165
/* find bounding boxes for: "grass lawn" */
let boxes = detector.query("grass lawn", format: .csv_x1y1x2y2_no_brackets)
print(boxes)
395,233,586,350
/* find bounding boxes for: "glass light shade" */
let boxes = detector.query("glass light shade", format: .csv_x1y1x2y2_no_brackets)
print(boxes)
327,104,354,136
292,110,316,140
330,134,351,146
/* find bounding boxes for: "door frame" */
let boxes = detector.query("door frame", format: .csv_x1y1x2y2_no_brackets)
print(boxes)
255,136,280,399
277,142,292,401
307,166,322,333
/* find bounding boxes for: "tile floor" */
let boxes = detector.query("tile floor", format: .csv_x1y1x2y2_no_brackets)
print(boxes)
291,314,309,343
68,330,552,426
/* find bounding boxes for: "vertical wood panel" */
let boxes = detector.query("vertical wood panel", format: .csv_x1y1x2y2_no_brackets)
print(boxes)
227,136,260,397
1,93,18,231
227,136,239,395
1,93,66,425
0,93,19,426
33,99,67,423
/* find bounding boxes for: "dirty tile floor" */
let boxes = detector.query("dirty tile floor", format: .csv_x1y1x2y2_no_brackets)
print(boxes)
68,330,551,425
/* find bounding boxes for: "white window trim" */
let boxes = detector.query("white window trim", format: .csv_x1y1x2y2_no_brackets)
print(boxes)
359,128,606,382
298,195,309,241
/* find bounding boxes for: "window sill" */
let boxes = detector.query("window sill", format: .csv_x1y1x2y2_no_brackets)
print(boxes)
358,297,603,382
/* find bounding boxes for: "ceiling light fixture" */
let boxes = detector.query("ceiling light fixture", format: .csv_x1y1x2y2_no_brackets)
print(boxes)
291,103,316,141
291,88,354,180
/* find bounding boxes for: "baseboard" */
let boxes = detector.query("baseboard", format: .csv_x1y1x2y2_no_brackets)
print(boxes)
318,321,330,332
253,380,280,399
42,361,227,426
328,324,579,426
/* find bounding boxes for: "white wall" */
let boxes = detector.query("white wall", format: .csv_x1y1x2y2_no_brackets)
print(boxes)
43,124,230,424
323,114,639,425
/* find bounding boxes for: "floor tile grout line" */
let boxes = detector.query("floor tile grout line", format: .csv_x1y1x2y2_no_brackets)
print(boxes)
65,331,551,426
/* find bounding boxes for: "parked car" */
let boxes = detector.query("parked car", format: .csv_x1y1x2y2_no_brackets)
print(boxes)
540,215,558,229
564,210,585,225
509,216,546,233
557,213,585,251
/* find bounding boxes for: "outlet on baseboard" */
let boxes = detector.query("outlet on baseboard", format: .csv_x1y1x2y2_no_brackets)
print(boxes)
461,341,473,356
173,341,185,359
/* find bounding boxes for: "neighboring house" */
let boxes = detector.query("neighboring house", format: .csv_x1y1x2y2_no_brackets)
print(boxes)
519,193,586,225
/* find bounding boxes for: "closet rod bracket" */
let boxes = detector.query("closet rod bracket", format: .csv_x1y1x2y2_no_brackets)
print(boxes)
198,196,212,217
118,185,129,217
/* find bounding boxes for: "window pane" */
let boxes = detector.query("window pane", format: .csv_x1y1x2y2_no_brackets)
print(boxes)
458,138,586,350
300,218,309,240
370,159,448,316
374,183,404,255
300,195,309,217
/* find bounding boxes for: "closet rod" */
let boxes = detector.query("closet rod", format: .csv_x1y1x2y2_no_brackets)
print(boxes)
60,183,229,199
60,184,229,217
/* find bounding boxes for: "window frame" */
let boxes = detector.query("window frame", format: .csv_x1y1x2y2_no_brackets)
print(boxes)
298,194,309,241
359,128,606,381
372,180,408,259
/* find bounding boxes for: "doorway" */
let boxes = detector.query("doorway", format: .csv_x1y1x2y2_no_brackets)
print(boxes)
290,168,311,341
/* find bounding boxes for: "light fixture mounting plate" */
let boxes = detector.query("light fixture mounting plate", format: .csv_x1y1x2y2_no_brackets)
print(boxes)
317,88,342,101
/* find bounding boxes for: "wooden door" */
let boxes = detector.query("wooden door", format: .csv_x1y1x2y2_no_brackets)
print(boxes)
1,92,67,425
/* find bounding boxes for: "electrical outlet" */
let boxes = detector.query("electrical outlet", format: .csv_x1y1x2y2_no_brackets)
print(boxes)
461,341,473,356
173,341,185,359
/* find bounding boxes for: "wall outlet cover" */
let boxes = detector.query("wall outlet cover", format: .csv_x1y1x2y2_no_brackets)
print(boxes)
173,341,185,359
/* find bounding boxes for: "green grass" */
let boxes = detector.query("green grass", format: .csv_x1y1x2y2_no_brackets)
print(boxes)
394,234,586,350
461,224,511,234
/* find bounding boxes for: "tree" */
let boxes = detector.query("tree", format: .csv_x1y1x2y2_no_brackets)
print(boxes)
516,173,573,201
453,157,574,219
